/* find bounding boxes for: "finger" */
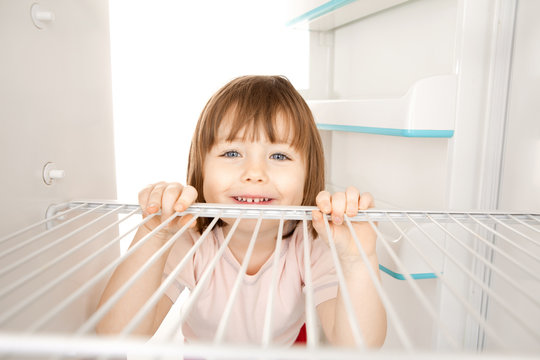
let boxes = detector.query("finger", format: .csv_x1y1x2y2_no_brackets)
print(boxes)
359,192,375,210
161,183,183,223
139,182,166,214
311,210,327,242
146,182,167,214
315,191,332,214
178,214,197,229
330,192,346,225
138,184,154,213
345,186,360,217
174,185,198,212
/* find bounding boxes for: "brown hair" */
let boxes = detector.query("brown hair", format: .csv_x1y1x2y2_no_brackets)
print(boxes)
187,75,325,236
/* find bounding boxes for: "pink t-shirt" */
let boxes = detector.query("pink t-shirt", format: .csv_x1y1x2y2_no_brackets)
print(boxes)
163,224,338,345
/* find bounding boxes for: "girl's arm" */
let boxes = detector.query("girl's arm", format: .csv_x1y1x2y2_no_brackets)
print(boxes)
312,188,387,348
95,182,198,336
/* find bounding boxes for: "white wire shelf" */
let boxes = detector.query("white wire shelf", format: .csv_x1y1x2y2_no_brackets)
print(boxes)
0,200,539,359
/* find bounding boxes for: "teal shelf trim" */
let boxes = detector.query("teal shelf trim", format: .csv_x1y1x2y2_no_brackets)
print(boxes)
286,0,358,27
316,123,454,138
379,264,438,280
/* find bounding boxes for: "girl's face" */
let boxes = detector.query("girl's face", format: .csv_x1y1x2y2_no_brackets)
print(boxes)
202,113,306,209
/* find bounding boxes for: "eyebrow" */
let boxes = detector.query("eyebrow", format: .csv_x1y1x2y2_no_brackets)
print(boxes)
216,137,293,145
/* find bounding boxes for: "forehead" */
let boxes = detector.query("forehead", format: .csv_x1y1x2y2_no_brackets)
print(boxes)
216,108,294,144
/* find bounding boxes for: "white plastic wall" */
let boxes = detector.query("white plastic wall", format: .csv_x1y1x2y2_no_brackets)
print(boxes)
498,0,540,212
486,0,540,352
0,0,117,332
0,0,117,236
325,0,458,210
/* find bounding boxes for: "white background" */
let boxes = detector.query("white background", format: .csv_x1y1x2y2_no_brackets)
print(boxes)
109,0,309,202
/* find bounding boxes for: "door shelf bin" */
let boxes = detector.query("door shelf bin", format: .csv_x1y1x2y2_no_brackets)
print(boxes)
309,75,457,138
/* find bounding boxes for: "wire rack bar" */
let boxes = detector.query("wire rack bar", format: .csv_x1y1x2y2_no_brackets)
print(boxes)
322,215,365,348
446,213,540,286
213,215,264,344
446,215,540,306
509,214,540,234
0,204,118,280
469,214,540,263
302,218,319,350
490,214,540,246
344,216,413,351
527,214,540,224
0,202,86,245
0,203,105,265
261,217,285,347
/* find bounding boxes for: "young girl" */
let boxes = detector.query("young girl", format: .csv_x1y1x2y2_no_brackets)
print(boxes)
97,75,387,347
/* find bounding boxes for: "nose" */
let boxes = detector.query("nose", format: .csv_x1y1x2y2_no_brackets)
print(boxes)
241,158,268,184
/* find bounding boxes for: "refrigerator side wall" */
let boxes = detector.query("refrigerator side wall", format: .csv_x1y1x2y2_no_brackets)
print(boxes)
0,0,117,236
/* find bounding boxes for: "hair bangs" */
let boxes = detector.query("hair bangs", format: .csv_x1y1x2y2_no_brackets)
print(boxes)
217,92,311,161
225,107,304,146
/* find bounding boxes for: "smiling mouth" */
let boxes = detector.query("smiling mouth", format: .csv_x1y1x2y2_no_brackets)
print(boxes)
232,196,273,204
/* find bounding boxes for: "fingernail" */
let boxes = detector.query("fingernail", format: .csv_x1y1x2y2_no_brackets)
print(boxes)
174,203,186,212
333,216,342,224
146,203,158,213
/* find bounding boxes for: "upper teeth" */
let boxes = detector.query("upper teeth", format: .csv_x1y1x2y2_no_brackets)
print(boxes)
235,197,269,203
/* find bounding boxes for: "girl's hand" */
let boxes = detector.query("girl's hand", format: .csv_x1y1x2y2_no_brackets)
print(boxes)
138,182,198,236
312,187,377,259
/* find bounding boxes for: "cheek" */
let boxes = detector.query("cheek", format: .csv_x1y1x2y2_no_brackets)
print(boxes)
202,159,236,201
298,174,307,202
201,161,218,201
298,167,308,203
202,171,220,201
284,166,306,204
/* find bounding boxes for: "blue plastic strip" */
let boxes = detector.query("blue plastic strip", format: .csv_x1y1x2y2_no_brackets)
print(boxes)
316,123,454,138
379,264,438,280
286,0,359,27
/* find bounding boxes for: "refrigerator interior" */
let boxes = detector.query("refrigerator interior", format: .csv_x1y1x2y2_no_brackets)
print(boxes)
1,0,539,358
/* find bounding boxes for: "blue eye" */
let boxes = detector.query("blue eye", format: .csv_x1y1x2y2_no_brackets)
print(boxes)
270,153,289,161
222,150,240,158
